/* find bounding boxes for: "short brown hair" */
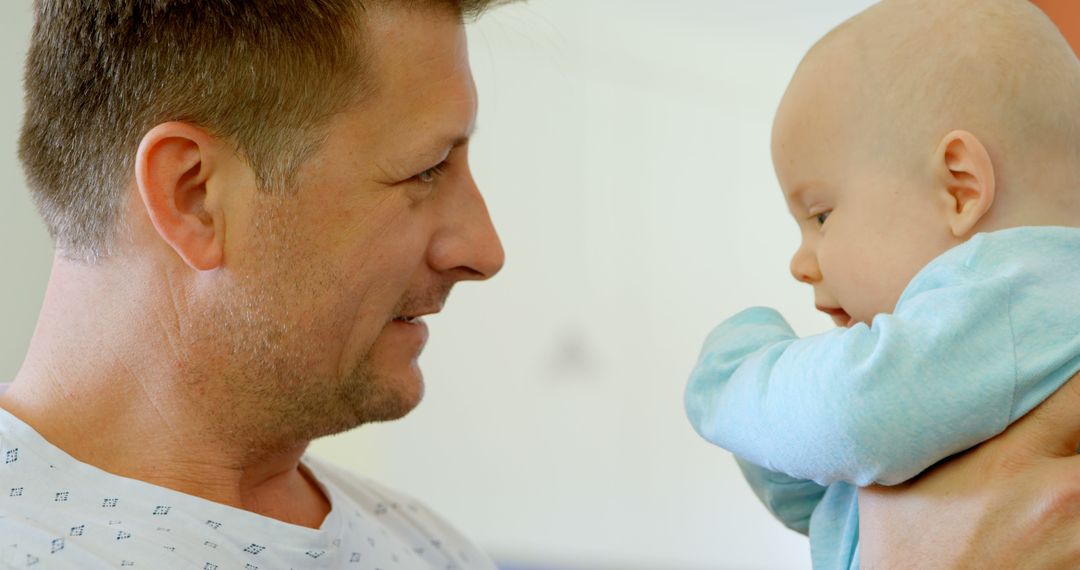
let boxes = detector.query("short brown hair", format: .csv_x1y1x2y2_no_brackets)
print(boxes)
19,0,507,260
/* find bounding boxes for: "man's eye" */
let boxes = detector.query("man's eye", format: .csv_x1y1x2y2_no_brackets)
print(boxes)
415,162,448,184
815,211,831,226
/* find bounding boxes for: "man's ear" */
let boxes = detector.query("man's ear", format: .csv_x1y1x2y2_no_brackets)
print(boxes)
934,130,996,237
134,122,226,271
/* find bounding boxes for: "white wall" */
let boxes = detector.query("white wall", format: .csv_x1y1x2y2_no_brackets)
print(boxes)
316,2,877,569
0,2,877,569
0,3,45,379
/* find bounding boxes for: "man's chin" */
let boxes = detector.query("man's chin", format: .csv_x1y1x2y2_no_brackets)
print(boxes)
342,369,425,426
260,363,427,440
372,381,424,423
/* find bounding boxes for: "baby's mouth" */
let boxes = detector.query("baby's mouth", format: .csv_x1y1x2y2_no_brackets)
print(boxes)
816,306,853,327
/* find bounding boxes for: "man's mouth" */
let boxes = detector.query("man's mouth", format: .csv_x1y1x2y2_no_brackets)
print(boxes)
816,305,852,327
391,297,446,327
393,315,425,325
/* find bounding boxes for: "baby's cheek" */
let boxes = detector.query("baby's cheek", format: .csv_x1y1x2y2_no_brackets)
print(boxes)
863,266,909,318
822,249,876,313
816,247,846,284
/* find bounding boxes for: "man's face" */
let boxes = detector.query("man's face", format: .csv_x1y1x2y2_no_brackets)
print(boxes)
770,50,956,328
206,6,504,441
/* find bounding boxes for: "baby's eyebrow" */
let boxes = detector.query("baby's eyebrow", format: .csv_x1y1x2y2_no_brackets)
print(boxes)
785,179,829,204
783,184,809,207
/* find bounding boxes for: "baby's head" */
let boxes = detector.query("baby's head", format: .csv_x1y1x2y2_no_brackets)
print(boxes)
774,0,1080,327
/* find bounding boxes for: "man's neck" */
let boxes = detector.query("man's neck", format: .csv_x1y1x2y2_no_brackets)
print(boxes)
2,366,333,530
2,258,332,529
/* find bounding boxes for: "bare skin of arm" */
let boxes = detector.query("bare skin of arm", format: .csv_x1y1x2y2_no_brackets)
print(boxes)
859,371,1080,569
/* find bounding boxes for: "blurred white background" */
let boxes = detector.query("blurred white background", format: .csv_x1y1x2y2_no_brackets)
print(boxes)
0,1,880,569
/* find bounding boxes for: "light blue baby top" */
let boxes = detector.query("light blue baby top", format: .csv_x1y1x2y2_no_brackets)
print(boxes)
685,226,1080,570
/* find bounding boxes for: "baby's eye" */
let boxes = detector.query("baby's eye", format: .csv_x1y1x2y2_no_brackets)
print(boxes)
815,211,832,226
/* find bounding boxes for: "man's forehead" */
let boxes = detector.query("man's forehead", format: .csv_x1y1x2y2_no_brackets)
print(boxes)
365,3,471,78
383,72,478,156
355,4,477,148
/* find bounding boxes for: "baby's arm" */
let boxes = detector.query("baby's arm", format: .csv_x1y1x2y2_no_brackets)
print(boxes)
686,263,1023,487
736,458,826,535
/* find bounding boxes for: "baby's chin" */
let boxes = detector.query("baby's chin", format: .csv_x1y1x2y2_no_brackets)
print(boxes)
829,310,854,328
845,311,882,329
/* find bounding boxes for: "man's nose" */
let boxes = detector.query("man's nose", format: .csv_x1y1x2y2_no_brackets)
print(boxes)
789,245,821,284
428,174,505,282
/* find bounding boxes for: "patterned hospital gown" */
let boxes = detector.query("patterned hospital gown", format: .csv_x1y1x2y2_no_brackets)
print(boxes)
0,400,495,570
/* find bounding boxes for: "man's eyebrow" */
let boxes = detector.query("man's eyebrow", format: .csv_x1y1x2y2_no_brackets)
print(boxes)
436,123,477,150
447,124,476,149
413,124,475,163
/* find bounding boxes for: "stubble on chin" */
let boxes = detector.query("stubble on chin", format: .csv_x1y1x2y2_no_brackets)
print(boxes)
181,201,420,458
187,281,422,459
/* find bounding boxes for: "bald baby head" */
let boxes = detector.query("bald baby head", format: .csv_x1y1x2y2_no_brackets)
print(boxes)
774,0,1080,230
775,0,1080,326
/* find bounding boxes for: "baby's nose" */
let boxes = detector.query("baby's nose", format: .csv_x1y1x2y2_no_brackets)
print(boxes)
790,247,822,284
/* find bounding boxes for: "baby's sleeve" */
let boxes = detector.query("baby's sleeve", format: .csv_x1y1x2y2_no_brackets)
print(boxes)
685,262,1018,487
736,457,827,536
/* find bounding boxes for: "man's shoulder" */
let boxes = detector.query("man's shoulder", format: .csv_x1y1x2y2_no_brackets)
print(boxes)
301,454,497,570
302,454,446,520
0,516,112,570
302,453,395,498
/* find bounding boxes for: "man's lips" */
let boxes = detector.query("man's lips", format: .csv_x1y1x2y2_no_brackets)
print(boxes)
392,305,443,325
393,300,442,323
390,314,430,350
393,315,425,324
816,305,852,327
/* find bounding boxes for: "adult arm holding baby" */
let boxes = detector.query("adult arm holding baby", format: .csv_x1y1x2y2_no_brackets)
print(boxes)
859,370,1080,569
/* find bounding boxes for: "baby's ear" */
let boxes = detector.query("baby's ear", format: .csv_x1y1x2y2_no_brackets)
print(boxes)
935,130,996,237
